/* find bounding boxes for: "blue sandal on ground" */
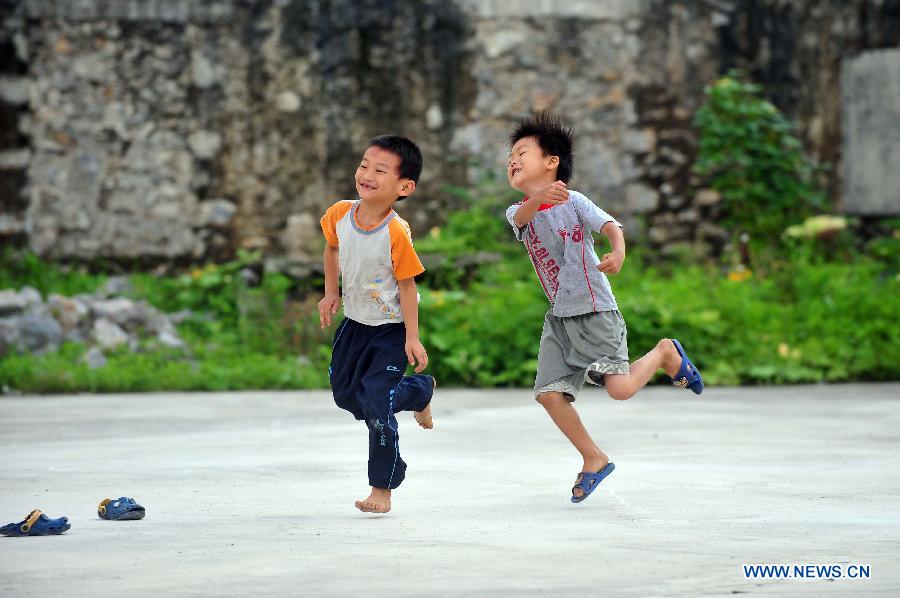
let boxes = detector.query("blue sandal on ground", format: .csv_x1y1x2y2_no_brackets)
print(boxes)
0,509,70,536
670,339,704,395
98,497,145,520
571,462,616,503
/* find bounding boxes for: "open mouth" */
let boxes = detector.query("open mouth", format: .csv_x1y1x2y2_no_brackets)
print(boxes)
358,181,377,191
510,168,522,178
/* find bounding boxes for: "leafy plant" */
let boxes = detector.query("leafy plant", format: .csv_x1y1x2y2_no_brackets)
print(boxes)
415,175,523,288
0,248,106,297
694,71,827,245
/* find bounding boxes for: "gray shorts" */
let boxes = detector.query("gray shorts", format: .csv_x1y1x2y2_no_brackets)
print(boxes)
534,309,630,401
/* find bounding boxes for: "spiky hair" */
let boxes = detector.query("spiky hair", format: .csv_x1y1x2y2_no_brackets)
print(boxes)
509,111,575,183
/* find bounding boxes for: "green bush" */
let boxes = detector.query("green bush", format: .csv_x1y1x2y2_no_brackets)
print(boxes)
420,280,546,386
624,257,898,384
419,253,899,387
0,249,333,393
694,71,827,245
0,249,106,297
129,250,260,326
4,250,895,392
415,176,523,288
0,342,328,393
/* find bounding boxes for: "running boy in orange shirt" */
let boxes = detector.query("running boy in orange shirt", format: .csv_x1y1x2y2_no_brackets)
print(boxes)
319,135,435,514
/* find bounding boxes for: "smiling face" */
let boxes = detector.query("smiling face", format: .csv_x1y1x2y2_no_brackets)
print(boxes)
355,146,415,204
507,136,560,193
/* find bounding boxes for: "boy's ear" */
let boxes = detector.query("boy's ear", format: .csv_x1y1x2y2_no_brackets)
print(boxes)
398,179,416,198
545,155,560,170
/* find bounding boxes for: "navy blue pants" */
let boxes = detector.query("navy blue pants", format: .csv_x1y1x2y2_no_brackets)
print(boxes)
329,318,433,490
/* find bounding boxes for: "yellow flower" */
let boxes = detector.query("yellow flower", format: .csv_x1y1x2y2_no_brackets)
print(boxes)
727,268,752,282
778,343,789,357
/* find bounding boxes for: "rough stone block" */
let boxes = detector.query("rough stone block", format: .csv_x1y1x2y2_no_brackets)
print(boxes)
626,183,659,213
82,345,107,369
197,199,237,228
0,149,31,170
188,130,222,160
623,128,656,154
92,317,128,349
695,189,721,206
0,76,29,105
460,0,646,20
841,49,900,215
0,290,27,316
19,311,64,354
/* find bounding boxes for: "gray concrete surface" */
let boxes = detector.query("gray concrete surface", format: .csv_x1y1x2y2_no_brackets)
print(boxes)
1,384,899,597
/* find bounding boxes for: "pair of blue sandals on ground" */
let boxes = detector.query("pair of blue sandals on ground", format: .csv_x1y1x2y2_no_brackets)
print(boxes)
0,497,145,537
571,339,703,504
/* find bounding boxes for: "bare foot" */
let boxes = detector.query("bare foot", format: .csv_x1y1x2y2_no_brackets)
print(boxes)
414,403,433,429
414,376,436,429
355,487,391,513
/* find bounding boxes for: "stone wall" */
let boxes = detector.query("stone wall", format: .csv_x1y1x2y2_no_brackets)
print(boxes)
1,0,898,271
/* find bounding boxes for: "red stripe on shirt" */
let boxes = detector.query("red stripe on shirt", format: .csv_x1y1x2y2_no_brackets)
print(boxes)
581,233,597,311
520,197,557,211
525,222,553,302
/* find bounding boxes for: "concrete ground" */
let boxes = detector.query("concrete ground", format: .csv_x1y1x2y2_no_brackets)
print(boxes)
0,384,898,597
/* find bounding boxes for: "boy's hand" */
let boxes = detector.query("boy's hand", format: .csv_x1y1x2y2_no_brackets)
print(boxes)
531,181,569,205
318,292,340,328
405,337,429,373
598,249,625,275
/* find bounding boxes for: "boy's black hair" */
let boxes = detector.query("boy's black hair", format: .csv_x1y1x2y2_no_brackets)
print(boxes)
368,134,423,184
509,112,575,184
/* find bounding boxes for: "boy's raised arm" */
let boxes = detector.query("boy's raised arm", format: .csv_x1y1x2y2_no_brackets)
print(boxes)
512,181,569,229
513,195,544,229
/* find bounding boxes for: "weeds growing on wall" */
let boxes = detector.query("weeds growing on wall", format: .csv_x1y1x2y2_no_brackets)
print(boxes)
693,71,828,250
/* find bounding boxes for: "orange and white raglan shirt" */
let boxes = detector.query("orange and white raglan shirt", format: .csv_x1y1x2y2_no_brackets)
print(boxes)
320,200,425,326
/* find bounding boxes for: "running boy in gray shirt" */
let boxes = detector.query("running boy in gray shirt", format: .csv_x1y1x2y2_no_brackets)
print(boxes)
505,112,704,503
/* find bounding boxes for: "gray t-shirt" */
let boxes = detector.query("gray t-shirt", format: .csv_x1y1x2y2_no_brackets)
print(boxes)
505,189,622,317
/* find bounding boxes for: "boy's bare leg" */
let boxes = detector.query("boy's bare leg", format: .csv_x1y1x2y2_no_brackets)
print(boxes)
414,376,436,429
604,338,682,401
355,487,391,513
537,391,609,483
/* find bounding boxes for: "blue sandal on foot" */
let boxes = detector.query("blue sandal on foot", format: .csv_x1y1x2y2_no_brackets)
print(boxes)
98,497,145,520
0,509,70,536
671,339,704,395
571,462,615,503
